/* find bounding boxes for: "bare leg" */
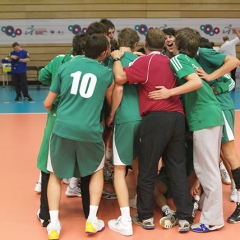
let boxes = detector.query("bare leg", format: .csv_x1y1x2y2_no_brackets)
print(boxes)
114,165,129,207
47,172,62,211
89,169,104,206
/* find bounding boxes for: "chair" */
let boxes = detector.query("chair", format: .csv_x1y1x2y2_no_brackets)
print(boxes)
1,59,11,87
27,66,41,90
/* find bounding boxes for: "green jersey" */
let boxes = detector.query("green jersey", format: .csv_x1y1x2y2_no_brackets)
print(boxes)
197,48,235,110
39,54,74,86
50,57,113,142
37,54,76,173
114,52,142,124
170,53,224,131
39,54,81,107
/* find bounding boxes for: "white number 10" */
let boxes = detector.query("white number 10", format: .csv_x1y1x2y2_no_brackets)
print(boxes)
70,71,97,98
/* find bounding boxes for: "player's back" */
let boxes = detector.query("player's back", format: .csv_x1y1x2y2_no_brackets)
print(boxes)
51,57,113,143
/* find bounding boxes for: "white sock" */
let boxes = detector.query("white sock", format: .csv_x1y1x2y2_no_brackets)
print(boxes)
105,148,112,159
49,210,59,227
219,161,225,170
38,171,42,183
194,195,200,202
162,205,170,213
69,177,79,189
87,205,98,222
120,207,131,221
231,179,236,190
237,191,240,203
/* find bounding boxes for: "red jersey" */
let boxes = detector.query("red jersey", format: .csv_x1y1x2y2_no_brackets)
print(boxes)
124,51,184,116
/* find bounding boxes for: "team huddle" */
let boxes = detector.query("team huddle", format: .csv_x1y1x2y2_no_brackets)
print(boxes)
35,19,240,239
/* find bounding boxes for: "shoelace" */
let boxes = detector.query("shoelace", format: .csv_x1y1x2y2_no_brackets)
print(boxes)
165,209,175,217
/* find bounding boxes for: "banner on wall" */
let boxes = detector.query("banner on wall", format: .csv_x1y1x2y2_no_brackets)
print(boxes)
0,18,240,44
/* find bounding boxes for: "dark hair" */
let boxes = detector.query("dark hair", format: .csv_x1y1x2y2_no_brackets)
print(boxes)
175,27,200,58
118,28,139,49
223,35,229,41
12,42,19,47
162,28,176,37
145,28,166,51
199,37,213,49
137,47,146,54
110,38,119,52
85,34,109,59
100,18,115,30
86,22,108,36
72,33,87,56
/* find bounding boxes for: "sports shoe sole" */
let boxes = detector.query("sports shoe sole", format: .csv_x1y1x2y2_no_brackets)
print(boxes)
159,216,178,228
108,222,133,236
85,222,105,234
65,192,82,197
227,218,240,224
48,230,60,239
178,220,191,233
132,213,154,229
191,224,224,233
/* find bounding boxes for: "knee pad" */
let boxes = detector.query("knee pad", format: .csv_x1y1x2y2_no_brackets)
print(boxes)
232,167,240,189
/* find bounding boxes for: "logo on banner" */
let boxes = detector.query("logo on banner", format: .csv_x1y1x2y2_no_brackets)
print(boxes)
1,25,22,37
200,24,220,36
25,25,48,35
134,24,168,36
68,24,87,35
50,30,64,35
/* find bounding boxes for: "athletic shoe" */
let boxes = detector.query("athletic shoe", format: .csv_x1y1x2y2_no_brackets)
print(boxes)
132,212,155,230
159,209,178,229
191,223,224,233
220,164,231,185
108,216,133,236
85,218,105,234
37,209,49,227
34,182,41,193
129,195,137,209
62,178,71,184
15,96,22,101
230,189,238,202
192,199,199,218
24,96,33,101
227,203,240,223
178,220,191,233
47,222,61,239
65,186,82,197
101,189,117,199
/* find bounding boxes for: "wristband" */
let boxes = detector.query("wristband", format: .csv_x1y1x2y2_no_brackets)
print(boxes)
113,58,121,62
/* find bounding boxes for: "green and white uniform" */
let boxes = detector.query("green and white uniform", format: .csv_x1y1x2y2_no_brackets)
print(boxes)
48,57,113,178
37,54,75,173
170,53,224,226
113,52,142,166
170,54,224,131
197,48,235,143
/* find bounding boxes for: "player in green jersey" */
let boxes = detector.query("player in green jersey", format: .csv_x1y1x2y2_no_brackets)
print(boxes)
106,28,141,236
44,33,114,239
36,33,86,228
196,37,240,224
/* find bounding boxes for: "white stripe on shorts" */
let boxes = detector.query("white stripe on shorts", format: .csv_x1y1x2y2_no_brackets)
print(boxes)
112,127,126,166
222,111,234,141
47,134,54,173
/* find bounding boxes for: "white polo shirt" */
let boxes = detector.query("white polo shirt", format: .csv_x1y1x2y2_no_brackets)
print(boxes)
220,37,240,57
